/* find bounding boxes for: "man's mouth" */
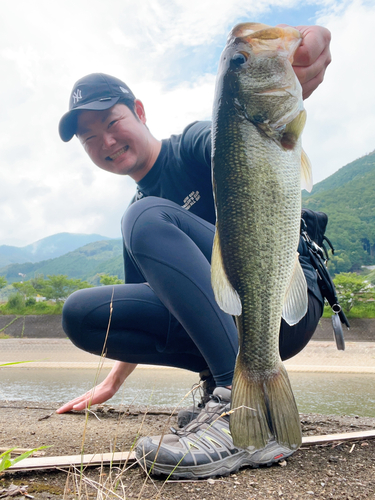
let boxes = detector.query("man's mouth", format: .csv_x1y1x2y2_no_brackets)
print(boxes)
106,145,129,161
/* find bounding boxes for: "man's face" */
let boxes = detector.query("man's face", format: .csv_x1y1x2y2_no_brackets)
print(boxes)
76,101,151,180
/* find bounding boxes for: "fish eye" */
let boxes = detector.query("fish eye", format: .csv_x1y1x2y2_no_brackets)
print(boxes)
230,52,248,68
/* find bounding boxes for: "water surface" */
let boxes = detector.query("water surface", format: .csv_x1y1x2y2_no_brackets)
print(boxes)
1,367,374,417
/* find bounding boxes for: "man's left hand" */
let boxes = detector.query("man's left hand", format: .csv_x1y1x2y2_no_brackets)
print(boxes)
293,25,332,100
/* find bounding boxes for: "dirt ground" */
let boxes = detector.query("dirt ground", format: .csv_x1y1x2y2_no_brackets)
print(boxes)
0,401,375,499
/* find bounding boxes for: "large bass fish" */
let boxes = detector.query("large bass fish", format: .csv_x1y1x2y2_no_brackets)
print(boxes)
211,23,313,452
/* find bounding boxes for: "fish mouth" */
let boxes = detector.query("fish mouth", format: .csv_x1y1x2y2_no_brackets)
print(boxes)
106,145,129,161
229,23,302,62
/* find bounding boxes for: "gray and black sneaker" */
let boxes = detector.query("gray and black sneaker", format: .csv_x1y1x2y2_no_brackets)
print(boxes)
135,387,295,479
177,369,216,427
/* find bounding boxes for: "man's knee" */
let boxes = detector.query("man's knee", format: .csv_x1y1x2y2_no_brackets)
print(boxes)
62,288,92,351
122,197,178,255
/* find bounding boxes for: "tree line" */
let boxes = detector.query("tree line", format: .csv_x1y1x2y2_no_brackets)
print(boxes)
0,274,122,313
1,272,375,317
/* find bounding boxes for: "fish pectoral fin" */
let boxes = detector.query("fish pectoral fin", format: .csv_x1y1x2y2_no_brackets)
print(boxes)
280,109,306,150
282,253,308,326
211,230,242,316
301,149,313,192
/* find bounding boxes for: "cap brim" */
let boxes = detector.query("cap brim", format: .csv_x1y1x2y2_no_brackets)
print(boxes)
58,96,121,142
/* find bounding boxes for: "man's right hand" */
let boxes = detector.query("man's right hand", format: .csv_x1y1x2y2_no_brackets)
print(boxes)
56,361,137,414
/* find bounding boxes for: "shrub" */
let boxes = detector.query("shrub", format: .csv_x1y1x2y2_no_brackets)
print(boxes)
7,293,25,312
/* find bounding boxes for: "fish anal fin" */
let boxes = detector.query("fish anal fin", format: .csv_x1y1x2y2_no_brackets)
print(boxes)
211,230,242,316
282,253,308,326
301,149,313,192
230,361,302,451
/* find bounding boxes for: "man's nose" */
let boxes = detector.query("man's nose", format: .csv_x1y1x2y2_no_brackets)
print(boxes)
102,132,116,150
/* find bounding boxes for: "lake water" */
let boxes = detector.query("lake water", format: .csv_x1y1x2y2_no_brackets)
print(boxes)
1,367,375,417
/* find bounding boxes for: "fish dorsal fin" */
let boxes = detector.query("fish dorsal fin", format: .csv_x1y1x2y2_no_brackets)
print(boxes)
211,230,242,316
301,149,313,192
282,253,308,326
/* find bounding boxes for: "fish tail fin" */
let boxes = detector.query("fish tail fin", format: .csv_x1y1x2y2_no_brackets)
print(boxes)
230,361,302,452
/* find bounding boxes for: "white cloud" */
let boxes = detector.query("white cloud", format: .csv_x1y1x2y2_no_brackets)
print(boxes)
303,0,375,182
0,0,373,246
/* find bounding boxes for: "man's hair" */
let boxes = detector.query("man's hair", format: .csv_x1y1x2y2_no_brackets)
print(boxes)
117,97,137,117
59,74,137,142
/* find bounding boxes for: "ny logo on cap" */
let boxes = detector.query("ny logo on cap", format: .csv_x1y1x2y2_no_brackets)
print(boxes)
72,89,83,104
120,86,129,94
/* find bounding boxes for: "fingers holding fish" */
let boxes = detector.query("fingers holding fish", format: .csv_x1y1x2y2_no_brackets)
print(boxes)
292,25,332,99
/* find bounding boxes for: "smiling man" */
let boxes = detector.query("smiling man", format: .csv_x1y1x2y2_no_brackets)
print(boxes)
60,76,161,180
57,24,331,480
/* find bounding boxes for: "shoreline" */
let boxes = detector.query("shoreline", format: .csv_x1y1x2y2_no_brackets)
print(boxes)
1,338,375,373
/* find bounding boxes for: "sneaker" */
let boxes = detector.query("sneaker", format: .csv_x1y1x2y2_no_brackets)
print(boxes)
135,387,294,479
177,369,216,427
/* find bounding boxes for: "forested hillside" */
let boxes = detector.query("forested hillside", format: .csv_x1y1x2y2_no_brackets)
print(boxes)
302,150,375,273
0,233,110,267
0,239,123,284
1,150,374,283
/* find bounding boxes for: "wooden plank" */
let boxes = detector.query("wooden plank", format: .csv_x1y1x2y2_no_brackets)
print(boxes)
302,429,375,446
7,430,375,472
8,451,136,472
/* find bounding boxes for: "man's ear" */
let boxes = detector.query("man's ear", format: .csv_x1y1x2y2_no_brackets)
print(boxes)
134,99,146,124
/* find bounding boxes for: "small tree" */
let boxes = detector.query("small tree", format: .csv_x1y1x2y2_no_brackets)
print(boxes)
99,274,123,285
12,281,37,299
38,275,93,303
0,276,6,290
7,293,25,311
333,272,375,313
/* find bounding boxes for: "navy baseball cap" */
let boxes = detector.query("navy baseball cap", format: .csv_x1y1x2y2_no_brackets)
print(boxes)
59,73,136,142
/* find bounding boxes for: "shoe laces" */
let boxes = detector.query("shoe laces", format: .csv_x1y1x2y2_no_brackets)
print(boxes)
171,393,229,437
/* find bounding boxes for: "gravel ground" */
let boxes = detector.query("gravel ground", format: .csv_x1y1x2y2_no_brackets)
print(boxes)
1,401,375,499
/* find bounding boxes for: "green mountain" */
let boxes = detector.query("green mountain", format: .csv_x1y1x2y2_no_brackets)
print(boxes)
302,150,375,274
0,239,124,284
1,150,374,283
0,232,111,268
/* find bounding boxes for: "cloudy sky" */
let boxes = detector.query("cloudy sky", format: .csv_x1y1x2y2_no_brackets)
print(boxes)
1,0,374,247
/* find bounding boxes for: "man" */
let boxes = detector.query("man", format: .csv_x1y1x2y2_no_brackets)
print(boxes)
57,25,331,479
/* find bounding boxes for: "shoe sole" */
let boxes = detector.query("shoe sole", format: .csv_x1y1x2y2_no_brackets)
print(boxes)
137,447,294,479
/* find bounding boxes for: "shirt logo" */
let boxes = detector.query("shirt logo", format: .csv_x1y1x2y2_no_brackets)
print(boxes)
182,191,200,210
72,89,82,104
135,189,144,201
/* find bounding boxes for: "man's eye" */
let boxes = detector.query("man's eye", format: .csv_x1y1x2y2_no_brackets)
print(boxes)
108,120,118,128
84,136,95,144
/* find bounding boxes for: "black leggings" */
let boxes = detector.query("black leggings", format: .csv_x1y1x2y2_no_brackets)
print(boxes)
62,197,322,387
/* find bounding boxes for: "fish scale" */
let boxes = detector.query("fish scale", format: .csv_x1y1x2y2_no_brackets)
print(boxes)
211,23,312,452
